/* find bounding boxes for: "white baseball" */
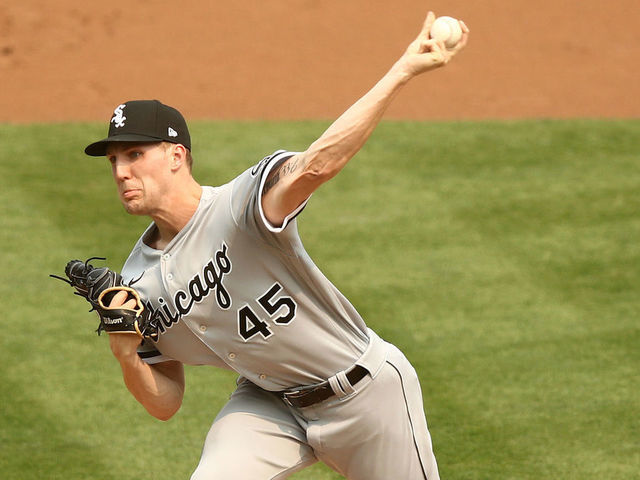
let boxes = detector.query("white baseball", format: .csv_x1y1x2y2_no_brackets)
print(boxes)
429,16,463,49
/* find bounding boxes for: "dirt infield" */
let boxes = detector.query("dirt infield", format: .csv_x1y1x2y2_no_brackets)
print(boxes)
1,0,638,123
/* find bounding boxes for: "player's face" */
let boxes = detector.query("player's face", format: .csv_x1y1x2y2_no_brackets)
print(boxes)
106,142,174,216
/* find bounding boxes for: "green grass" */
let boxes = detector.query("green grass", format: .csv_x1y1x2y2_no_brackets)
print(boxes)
1,119,638,479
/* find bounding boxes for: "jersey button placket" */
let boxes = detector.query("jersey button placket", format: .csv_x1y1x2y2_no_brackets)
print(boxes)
161,254,174,283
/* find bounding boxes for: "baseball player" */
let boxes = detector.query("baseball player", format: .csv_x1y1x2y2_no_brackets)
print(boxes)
84,11,468,480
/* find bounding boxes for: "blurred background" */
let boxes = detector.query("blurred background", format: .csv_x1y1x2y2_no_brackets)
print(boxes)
1,2,638,479
1,0,639,123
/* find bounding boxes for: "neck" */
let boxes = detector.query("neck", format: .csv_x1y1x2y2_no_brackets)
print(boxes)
148,179,202,250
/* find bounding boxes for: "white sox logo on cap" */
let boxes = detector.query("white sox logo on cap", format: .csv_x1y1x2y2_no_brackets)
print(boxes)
85,99,191,156
111,104,127,128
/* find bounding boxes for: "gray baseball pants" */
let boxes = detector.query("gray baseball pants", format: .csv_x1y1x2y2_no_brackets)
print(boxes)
190,330,440,480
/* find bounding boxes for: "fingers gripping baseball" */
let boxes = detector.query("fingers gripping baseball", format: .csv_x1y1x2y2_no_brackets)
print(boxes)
401,11,469,75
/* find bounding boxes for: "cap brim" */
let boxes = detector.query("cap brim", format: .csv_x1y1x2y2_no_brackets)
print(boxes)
84,133,165,156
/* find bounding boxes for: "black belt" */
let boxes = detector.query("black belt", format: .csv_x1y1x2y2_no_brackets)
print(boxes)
280,365,369,408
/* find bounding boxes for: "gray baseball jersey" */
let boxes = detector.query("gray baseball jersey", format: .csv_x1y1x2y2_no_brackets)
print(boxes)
122,150,370,390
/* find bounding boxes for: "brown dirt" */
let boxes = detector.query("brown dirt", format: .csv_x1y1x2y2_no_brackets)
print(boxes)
1,0,639,124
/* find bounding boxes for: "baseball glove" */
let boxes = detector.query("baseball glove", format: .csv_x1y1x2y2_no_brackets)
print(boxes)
50,257,157,339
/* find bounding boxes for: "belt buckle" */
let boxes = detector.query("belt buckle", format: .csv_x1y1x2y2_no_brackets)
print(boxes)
282,390,301,407
282,383,325,407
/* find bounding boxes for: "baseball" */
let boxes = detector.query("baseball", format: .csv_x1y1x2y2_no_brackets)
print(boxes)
429,16,463,49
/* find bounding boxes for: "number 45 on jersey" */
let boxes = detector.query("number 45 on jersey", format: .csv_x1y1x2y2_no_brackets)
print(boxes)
237,282,297,341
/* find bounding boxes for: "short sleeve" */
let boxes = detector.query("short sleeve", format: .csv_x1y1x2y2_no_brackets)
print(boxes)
230,150,310,241
137,339,173,365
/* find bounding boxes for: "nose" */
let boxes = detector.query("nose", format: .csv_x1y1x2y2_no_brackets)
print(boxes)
111,157,132,182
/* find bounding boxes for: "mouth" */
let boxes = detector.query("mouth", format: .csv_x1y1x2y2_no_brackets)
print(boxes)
121,188,141,200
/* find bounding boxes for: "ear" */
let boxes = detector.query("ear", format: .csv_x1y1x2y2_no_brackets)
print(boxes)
169,144,187,172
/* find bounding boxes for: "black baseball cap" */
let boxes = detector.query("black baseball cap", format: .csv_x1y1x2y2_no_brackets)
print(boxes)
84,100,191,156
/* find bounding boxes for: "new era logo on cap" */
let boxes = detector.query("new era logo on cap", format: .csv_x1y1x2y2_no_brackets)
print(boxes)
84,100,191,156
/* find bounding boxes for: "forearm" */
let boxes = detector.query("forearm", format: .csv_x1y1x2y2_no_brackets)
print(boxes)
301,13,468,181
303,61,412,180
117,354,185,421
110,335,185,421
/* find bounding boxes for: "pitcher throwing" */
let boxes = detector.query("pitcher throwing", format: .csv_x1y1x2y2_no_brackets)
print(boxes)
82,10,469,479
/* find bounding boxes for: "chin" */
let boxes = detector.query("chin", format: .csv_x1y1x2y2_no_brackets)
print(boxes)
122,200,147,216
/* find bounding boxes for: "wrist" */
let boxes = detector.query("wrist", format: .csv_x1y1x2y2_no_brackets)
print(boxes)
388,59,415,85
109,333,143,363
